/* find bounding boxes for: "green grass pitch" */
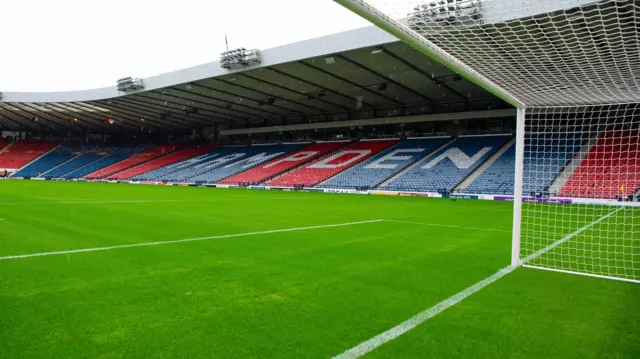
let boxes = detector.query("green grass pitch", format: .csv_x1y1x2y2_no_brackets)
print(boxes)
0,181,638,358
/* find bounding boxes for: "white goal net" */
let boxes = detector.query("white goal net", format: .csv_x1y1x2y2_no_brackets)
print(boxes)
333,0,639,282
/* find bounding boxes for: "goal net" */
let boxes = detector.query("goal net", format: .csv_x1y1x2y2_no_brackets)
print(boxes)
332,0,639,282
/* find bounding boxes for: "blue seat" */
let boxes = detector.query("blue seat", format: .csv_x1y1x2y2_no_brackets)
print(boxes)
318,138,448,189
382,135,511,193
149,144,302,183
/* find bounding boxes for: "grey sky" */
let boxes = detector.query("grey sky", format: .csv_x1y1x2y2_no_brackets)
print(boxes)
1,0,369,92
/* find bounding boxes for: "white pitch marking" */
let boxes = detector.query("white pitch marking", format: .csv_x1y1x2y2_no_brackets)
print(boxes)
0,198,311,206
383,219,510,233
521,206,624,264
0,219,383,261
330,266,514,359
331,209,622,359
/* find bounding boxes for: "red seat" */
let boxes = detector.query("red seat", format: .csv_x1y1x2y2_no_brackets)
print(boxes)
266,140,398,187
86,144,184,179
218,142,347,184
560,130,640,198
109,145,215,180
0,139,60,170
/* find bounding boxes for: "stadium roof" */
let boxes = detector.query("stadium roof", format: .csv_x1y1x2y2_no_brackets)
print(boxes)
0,25,504,134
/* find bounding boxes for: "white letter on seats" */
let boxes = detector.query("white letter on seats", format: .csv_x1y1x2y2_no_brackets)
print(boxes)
263,151,319,168
365,149,424,169
199,153,245,169
224,152,286,169
308,150,371,169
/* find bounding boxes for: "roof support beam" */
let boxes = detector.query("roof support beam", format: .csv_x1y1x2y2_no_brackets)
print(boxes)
135,93,246,123
239,73,351,111
336,54,434,103
299,60,402,105
212,78,324,112
221,109,515,135
380,48,468,101
115,97,218,127
44,102,124,132
191,82,301,115
18,103,86,133
147,91,255,121
268,68,372,108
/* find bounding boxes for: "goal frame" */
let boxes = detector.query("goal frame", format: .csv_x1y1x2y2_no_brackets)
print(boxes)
333,0,639,282
333,0,527,269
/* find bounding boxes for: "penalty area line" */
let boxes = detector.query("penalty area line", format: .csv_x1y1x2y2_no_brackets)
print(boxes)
382,219,510,233
0,219,383,261
330,266,514,359
331,208,622,359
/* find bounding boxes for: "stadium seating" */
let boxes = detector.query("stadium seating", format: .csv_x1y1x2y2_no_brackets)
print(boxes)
13,141,94,178
141,148,236,182
462,132,585,195
188,144,304,183
382,136,509,193
112,145,215,180
266,140,398,187
61,145,151,179
0,138,11,150
86,144,183,179
521,131,585,195
149,145,293,183
1,139,60,172
318,138,449,189
464,143,515,195
100,144,184,180
560,130,640,198
218,142,348,185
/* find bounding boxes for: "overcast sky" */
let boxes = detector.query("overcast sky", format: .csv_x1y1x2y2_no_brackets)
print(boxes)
0,0,370,92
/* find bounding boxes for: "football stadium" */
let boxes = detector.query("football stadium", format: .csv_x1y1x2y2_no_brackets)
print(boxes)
1,0,639,358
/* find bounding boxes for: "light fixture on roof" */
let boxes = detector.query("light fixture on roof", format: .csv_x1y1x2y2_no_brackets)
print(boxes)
33,117,38,122
324,57,336,65
106,119,114,125
116,77,144,92
220,48,261,70
306,91,326,100
371,47,384,54
72,118,79,123
258,97,275,106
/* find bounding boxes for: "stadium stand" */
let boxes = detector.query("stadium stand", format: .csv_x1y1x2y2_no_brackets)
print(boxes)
150,144,293,183
0,138,11,151
188,144,304,183
522,131,585,195
382,136,509,193
1,139,60,172
140,148,234,182
111,145,215,180
560,129,640,198
266,140,398,187
217,142,348,185
86,144,182,179
464,143,516,195
61,145,151,179
13,141,94,178
318,138,449,189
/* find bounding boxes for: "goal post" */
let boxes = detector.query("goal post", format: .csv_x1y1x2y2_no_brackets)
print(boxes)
332,0,639,283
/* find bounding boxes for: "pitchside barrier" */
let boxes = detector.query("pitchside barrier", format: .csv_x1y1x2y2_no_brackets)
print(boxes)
9,175,640,208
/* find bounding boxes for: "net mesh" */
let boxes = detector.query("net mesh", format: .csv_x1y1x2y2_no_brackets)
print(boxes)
333,0,639,282
522,105,639,282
